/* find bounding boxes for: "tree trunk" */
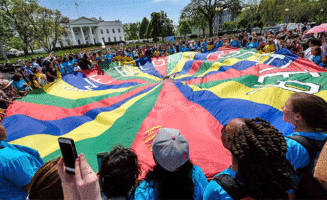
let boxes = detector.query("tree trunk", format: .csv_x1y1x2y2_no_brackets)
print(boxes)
202,28,205,38
30,45,34,54
23,48,29,56
209,21,214,37
0,42,9,63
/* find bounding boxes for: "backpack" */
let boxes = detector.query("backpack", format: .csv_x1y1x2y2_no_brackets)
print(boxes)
213,174,291,200
287,135,327,199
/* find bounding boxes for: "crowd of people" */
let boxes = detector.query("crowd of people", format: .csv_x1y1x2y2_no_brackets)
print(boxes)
1,24,327,199
0,92,327,200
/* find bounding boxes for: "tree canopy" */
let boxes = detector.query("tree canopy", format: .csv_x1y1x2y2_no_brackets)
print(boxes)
181,0,242,36
123,22,140,40
139,17,149,39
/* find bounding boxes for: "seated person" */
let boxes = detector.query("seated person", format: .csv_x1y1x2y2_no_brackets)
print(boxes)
311,46,322,65
134,128,208,200
11,73,31,92
0,88,13,109
28,157,63,200
0,125,44,200
2,80,26,98
319,55,327,68
204,118,294,200
73,62,82,73
314,141,327,191
99,146,140,200
247,38,259,49
263,39,275,53
230,36,241,48
29,74,43,89
34,67,47,85
282,93,327,199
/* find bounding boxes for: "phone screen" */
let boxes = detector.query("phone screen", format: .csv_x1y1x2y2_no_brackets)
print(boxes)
58,138,77,174
97,152,108,170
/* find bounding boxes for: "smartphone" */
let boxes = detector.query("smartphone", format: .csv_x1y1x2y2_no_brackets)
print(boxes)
58,137,78,174
97,152,108,170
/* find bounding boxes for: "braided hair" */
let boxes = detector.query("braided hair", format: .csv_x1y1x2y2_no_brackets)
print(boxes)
229,118,294,199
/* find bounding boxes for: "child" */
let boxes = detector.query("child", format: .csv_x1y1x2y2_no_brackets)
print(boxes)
230,36,241,48
297,51,305,58
29,74,42,89
319,55,327,68
263,39,275,53
247,38,259,49
311,46,322,65
73,62,82,73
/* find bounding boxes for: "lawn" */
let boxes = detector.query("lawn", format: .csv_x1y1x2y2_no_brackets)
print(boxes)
0,38,192,64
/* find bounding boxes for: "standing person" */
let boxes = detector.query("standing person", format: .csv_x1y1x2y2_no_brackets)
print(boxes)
282,93,327,199
61,57,69,75
45,62,57,83
204,118,294,200
79,54,92,70
0,125,44,200
134,128,208,200
73,62,82,73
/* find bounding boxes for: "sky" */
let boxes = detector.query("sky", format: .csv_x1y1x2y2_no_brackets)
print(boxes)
38,0,191,25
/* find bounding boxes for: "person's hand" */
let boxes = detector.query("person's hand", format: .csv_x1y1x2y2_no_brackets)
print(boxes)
75,154,102,200
58,157,80,200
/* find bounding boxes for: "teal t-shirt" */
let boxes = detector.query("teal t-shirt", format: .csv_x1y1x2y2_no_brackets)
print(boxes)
0,141,43,200
204,167,236,200
285,131,327,170
134,165,208,200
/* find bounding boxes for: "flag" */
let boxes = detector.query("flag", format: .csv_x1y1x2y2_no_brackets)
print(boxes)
75,2,79,6
4,47,327,179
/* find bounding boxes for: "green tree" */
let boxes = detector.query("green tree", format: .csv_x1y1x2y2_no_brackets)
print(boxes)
139,17,149,39
123,22,140,40
179,21,192,36
147,12,162,42
237,3,262,32
222,21,236,31
181,0,242,37
259,0,284,27
181,10,208,37
0,0,38,55
160,11,175,38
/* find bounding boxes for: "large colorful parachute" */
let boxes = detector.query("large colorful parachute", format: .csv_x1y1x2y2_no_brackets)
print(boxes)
4,47,327,179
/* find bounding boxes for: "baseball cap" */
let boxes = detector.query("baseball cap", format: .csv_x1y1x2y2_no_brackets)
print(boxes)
152,128,189,172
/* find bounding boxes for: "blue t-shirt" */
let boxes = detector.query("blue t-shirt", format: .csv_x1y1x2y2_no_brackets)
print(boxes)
204,167,236,200
59,63,66,76
134,165,208,200
23,67,33,75
0,141,43,200
169,48,175,55
182,47,190,52
12,79,27,91
63,60,74,74
248,42,259,49
313,55,322,65
230,40,241,48
216,41,223,49
286,131,327,170
203,42,208,51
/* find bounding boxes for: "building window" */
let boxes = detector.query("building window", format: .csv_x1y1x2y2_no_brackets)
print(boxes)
102,37,105,43
118,28,120,33
78,40,81,45
114,37,116,42
94,39,96,44
119,36,122,41
92,30,94,34
101,29,103,34
106,29,109,34
108,37,111,42
112,29,115,33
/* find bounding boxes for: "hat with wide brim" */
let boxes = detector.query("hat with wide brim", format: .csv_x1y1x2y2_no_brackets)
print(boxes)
1,80,13,89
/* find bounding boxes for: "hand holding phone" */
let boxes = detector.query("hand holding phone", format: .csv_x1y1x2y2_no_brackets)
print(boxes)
58,137,78,174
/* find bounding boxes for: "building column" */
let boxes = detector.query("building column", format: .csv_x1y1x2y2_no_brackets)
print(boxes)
70,27,77,45
80,27,86,44
96,27,101,44
89,26,95,45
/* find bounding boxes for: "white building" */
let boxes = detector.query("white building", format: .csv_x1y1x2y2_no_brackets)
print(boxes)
213,9,238,33
61,16,125,46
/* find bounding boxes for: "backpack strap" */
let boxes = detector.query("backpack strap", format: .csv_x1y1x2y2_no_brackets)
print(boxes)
287,135,321,160
213,174,243,200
